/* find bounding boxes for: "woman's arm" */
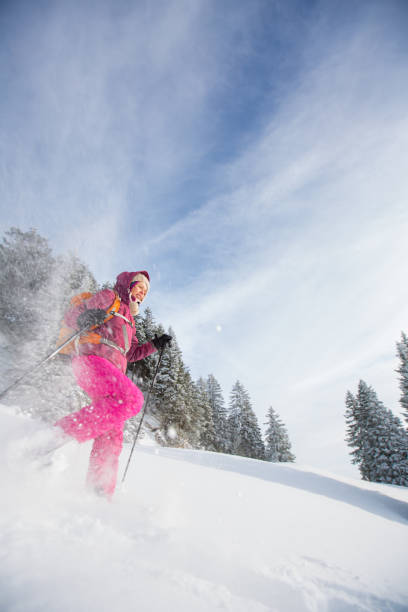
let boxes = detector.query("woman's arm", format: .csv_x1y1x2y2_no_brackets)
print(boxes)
127,335,157,362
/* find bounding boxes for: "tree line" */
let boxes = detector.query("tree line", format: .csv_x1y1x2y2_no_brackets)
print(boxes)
345,335,408,487
129,309,295,462
0,227,295,464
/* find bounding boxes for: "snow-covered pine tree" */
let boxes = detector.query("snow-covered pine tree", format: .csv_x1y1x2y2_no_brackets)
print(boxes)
195,377,217,451
227,380,243,454
0,229,99,423
345,380,408,486
58,252,99,295
125,322,198,448
177,364,200,447
227,381,265,460
124,316,163,443
264,406,295,462
241,403,265,460
396,332,408,427
142,307,156,340
128,307,159,393
0,228,52,399
0,227,55,334
153,327,188,446
345,390,363,467
206,374,229,453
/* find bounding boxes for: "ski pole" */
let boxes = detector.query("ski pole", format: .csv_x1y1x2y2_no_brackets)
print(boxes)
121,345,166,484
0,325,91,402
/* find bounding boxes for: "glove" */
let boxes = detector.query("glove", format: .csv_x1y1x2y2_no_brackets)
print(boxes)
152,333,172,350
77,308,107,329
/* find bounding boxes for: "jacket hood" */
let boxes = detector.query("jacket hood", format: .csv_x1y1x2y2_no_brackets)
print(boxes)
114,271,150,304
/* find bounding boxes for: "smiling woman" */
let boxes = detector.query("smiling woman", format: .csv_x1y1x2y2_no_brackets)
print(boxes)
50,270,171,499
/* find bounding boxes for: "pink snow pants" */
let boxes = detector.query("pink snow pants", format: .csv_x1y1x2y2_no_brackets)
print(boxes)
55,355,144,499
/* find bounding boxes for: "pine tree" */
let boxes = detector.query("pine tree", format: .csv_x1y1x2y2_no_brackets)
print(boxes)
154,328,187,446
58,252,99,295
0,229,98,422
196,377,217,451
206,374,228,453
240,402,265,460
227,381,243,454
396,332,408,427
140,307,157,343
345,390,363,467
345,380,408,486
128,307,159,393
264,406,295,462
227,381,265,460
177,364,200,447
124,319,166,443
125,322,198,448
0,227,55,333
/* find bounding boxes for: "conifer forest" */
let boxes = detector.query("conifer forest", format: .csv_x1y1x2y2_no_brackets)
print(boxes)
2,226,408,485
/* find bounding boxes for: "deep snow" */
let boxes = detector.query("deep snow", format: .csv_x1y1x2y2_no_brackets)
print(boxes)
1,406,408,612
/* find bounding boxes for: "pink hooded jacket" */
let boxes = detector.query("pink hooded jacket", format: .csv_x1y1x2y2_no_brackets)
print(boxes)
64,271,156,373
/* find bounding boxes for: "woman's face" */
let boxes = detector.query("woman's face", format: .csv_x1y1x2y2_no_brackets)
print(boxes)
129,277,149,315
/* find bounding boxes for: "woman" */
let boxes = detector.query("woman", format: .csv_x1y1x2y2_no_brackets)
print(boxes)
54,270,171,499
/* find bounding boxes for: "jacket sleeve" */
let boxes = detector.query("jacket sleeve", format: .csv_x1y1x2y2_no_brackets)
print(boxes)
127,336,157,363
64,289,116,329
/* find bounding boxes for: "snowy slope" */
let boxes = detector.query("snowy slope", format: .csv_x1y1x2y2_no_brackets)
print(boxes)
1,406,408,612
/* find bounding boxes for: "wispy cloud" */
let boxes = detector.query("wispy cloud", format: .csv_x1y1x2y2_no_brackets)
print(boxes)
1,0,255,275
143,6,408,475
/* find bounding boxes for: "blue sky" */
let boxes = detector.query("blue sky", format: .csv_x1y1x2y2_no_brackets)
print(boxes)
1,0,408,476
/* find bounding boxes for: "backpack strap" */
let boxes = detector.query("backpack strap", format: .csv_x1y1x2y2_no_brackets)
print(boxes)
102,292,121,322
99,338,127,356
112,311,134,327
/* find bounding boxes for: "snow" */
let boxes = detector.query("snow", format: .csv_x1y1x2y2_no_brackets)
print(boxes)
1,406,408,612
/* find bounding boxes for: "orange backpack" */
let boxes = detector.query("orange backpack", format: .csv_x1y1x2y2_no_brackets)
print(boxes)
58,291,121,355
